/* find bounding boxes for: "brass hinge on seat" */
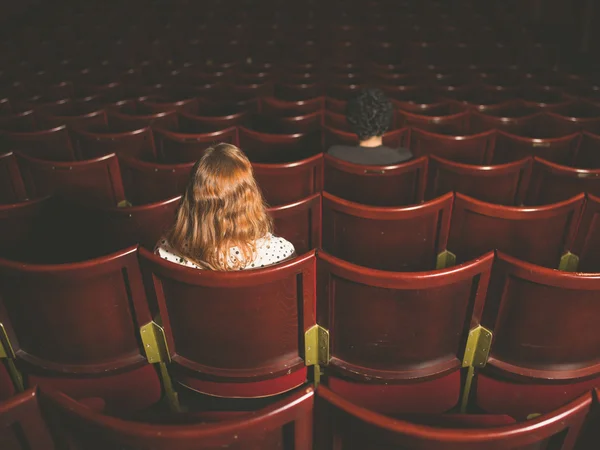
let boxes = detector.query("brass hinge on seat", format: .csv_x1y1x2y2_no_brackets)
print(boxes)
559,252,579,272
0,322,24,392
436,250,457,270
460,325,493,413
304,325,330,386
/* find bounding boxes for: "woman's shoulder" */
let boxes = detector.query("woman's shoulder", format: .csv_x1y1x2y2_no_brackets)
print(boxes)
154,238,201,269
252,233,295,268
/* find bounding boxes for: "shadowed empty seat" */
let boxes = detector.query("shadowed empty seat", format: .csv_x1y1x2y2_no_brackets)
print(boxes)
447,193,584,268
138,249,317,398
153,127,238,163
119,157,192,205
573,131,600,169
571,194,600,272
0,389,56,450
40,387,314,450
0,111,37,132
323,110,352,132
409,129,496,164
253,154,323,206
324,154,427,206
178,110,250,133
2,126,75,161
16,152,126,207
72,126,157,161
268,194,321,255
238,127,321,163
397,110,469,135
108,109,179,130
316,386,591,450
0,247,162,414
317,251,493,414
0,152,27,203
525,157,600,205
469,111,543,135
35,101,108,130
474,252,600,419
322,192,453,271
426,156,531,205
492,130,580,165
260,96,324,117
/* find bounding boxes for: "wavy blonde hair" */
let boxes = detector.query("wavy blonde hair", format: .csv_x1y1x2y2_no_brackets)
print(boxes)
166,143,272,270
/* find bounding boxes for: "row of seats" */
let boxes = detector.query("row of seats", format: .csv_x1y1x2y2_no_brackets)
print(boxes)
2,249,600,423
2,385,598,450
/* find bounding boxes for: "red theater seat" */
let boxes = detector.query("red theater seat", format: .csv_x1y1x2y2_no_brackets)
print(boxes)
409,128,496,164
253,154,323,206
0,152,27,203
475,252,600,419
138,249,316,399
573,131,600,169
0,247,161,414
178,109,250,133
317,251,493,414
72,126,157,161
238,127,321,163
316,386,591,450
16,152,126,207
268,194,321,255
397,110,469,135
3,126,75,161
0,111,37,132
260,96,324,117
426,156,531,205
571,194,600,272
109,109,179,130
447,193,584,268
40,387,314,450
153,127,238,163
492,130,581,165
469,110,543,136
322,192,453,271
324,154,427,206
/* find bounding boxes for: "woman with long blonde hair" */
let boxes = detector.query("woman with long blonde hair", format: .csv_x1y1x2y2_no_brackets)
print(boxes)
155,143,295,270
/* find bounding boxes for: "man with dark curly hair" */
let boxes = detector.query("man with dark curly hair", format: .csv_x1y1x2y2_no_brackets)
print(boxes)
327,87,412,164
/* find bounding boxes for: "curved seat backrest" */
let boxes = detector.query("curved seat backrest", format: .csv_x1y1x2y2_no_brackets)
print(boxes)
238,127,321,163
119,157,192,205
72,126,157,161
178,110,250,133
0,389,55,450
153,126,238,163
571,194,600,272
0,111,37,132
409,128,496,165
37,110,108,131
492,130,580,165
108,110,179,131
323,110,352,132
4,126,75,161
324,154,427,206
526,157,600,205
253,154,323,206
268,194,322,254
448,193,584,267
138,249,316,397
0,152,27,203
322,192,453,271
426,155,531,205
138,98,199,115
0,246,151,375
573,131,600,169
40,387,314,450
469,110,542,136
260,96,324,117
398,110,469,135
316,386,591,450
15,152,126,207
317,251,493,383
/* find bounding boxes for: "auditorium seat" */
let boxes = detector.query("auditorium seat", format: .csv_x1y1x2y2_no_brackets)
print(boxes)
238,127,321,163
178,109,250,133
137,97,199,114
571,194,600,273
322,191,453,271
325,97,346,114
138,249,317,399
0,110,37,132
254,111,323,134
108,109,179,130
16,152,126,207
268,193,321,254
492,130,581,165
426,155,531,205
0,152,27,203
119,157,192,205
397,110,469,135
525,157,600,205
153,126,238,163
0,389,56,450
469,110,542,135
447,193,584,268
253,154,323,206
35,100,108,130
409,128,496,164
474,252,600,419
260,96,324,117
2,125,76,161
0,247,162,414
72,125,157,161
316,386,591,450
573,131,600,169
40,387,314,450
275,82,323,101
316,250,493,414
323,126,408,149
323,110,352,132
324,154,427,206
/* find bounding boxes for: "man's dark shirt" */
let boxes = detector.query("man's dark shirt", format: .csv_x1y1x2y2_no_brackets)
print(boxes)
327,144,413,165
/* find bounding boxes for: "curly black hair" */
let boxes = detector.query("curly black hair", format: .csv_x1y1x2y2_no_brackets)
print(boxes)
345,88,393,141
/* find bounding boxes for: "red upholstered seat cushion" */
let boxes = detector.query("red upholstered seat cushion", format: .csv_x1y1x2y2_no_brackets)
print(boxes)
28,364,161,414
174,366,308,398
326,370,461,415
0,363,15,400
476,372,600,420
